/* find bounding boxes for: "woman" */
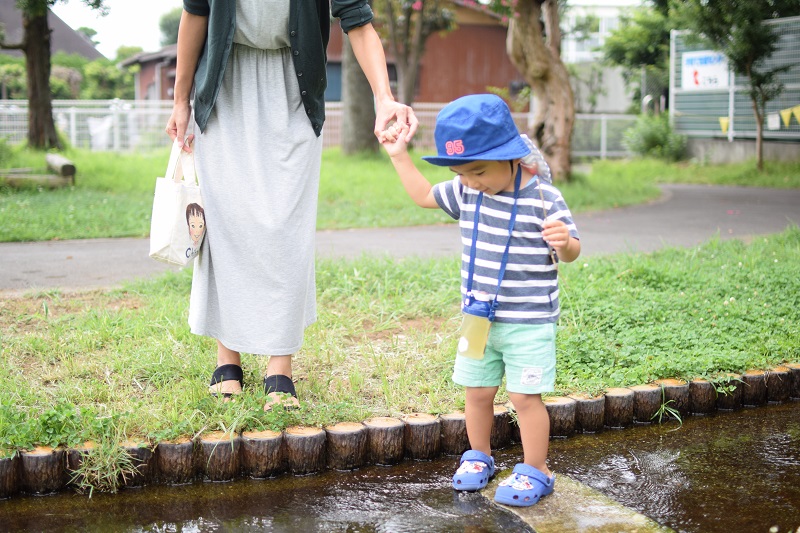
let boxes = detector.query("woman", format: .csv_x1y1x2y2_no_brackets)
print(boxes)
166,0,417,409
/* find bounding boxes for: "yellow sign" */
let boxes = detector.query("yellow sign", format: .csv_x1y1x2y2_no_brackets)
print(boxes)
793,105,800,124
780,108,793,127
719,117,729,134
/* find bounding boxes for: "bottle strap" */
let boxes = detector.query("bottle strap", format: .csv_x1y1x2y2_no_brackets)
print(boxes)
465,165,522,320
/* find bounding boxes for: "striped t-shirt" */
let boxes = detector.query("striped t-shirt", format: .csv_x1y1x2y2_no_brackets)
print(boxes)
433,175,580,324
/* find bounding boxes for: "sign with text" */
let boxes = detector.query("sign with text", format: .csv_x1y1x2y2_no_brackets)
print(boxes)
681,51,729,90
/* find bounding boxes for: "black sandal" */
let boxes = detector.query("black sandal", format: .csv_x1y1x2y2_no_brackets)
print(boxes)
209,364,244,398
263,374,299,410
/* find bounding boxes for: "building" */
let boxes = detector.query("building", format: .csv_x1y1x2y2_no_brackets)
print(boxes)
0,0,105,60
121,0,523,105
561,0,640,113
326,0,524,103
119,45,177,101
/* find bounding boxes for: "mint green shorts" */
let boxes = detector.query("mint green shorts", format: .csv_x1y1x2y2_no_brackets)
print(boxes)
452,322,557,394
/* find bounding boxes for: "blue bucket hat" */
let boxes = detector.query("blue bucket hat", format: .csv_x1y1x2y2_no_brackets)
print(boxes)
422,94,531,167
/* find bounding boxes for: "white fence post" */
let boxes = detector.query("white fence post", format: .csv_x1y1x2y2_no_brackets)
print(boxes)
69,106,77,147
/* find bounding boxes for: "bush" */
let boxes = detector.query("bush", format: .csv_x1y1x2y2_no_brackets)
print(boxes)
623,114,687,161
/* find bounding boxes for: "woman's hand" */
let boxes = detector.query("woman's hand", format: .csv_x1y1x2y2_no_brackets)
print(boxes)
166,100,194,153
374,97,418,143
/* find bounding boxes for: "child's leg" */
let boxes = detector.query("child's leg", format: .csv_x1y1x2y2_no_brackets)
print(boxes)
452,385,498,491
508,392,552,477
465,386,499,456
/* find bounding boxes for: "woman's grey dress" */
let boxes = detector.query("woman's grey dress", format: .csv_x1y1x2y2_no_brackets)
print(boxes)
189,0,323,355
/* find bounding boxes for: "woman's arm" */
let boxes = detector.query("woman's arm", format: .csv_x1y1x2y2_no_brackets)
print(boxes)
346,24,418,142
165,10,208,152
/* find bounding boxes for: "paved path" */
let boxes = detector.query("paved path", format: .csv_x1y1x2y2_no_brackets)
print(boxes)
1,184,798,293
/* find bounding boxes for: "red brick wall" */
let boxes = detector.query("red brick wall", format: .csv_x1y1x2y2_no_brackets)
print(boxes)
326,21,523,104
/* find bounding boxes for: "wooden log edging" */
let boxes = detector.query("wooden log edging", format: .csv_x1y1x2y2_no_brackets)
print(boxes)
1,364,798,498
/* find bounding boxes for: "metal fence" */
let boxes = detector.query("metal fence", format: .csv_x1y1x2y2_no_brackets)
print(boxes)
0,99,634,158
669,16,800,141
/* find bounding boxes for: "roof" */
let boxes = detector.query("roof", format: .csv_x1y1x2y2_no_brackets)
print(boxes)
0,0,106,60
119,44,178,68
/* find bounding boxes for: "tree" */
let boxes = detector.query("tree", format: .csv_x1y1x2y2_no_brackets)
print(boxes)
76,26,98,47
490,0,575,181
160,7,182,47
341,32,379,154
602,5,671,113
0,0,107,149
676,0,797,171
81,60,135,100
373,0,455,105
114,45,143,63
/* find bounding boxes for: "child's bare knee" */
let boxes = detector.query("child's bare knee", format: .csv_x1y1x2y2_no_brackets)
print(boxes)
466,386,497,405
509,392,543,411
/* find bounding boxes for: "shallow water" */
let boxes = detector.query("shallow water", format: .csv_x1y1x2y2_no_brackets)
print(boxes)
545,401,800,533
0,403,797,532
0,456,530,532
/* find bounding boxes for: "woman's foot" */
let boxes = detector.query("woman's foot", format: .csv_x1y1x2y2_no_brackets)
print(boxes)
209,364,243,400
263,374,300,411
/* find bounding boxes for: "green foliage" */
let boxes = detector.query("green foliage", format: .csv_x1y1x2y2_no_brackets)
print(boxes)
486,85,531,113
49,76,73,99
0,63,27,99
69,442,140,497
114,46,143,63
52,51,90,71
0,137,11,167
623,114,687,161
159,7,182,46
76,26,98,46
80,60,135,100
603,6,671,74
651,386,683,426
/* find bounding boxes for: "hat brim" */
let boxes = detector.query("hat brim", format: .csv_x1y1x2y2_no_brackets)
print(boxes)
422,135,531,167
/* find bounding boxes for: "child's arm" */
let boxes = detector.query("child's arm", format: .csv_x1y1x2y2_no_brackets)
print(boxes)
381,124,438,209
542,220,581,263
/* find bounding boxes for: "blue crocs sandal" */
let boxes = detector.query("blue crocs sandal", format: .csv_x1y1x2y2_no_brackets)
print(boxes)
494,463,555,507
452,450,495,491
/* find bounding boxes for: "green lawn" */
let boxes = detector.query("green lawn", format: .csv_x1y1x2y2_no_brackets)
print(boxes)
3,143,797,243
2,227,798,460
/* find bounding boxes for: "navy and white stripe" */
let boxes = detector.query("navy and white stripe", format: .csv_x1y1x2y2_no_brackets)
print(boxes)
433,175,579,324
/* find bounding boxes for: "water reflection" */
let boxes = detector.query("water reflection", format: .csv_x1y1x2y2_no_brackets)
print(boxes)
0,403,797,532
0,456,531,532
545,402,800,533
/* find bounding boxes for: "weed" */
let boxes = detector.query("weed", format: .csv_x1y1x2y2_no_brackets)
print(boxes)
69,440,140,497
651,386,683,426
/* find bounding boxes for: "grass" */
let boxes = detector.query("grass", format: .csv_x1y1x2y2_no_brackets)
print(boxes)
3,143,797,243
1,226,798,462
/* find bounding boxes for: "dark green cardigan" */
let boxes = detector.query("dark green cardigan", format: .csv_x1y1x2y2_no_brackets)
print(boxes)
183,0,374,136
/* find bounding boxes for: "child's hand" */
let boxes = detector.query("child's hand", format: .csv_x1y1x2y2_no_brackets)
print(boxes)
542,219,571,251
380,122,410,158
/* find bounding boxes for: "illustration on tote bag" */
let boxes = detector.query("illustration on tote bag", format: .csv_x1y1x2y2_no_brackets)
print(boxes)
186,202,206,255
149,140,205,267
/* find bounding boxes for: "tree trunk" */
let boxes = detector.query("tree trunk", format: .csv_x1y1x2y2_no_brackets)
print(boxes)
341,31,378,154
24,11,61,150
752,95,764,171
506,0,574,181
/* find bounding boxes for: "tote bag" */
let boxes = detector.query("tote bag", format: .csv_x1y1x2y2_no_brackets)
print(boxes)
148,140,206,267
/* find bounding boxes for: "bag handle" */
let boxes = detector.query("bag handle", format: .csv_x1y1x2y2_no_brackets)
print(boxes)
165,139,199,186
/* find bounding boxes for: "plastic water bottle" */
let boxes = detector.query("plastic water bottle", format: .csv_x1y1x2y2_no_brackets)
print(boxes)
519,134,551,183
457,291,493,360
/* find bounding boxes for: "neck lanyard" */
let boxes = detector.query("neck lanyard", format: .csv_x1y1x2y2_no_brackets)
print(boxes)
465,165,522,319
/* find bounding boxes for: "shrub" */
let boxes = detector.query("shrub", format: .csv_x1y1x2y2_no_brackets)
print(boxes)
623,113,687,161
